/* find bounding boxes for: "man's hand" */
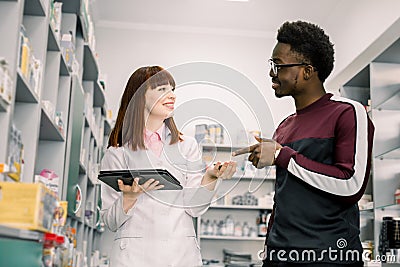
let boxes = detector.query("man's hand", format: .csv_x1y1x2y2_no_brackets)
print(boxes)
232,136,282,168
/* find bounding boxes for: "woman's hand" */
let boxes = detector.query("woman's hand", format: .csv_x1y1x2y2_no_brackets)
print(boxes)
118,178,164,213
206,161,237,180
202,161,237,191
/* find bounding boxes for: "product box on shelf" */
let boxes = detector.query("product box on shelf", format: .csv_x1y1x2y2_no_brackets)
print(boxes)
0,58,13,104
395,189,400,205
0,182,58,232
7,124,24,181
49,2,62,42
60,32,75,70
18,25,31,79
34,169,60,195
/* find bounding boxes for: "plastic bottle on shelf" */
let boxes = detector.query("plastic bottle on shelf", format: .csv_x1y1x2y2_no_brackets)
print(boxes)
53,235,65,267
249,227,257,237
242,222,250,237
219,220,226,236
42,233,56,267
257,211,267,237
234,221,243,236
211,220,218,236
225,215,235,236
67,227,77,267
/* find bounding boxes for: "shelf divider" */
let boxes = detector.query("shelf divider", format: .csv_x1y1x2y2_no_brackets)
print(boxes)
39,106,65,141
15,69,39,103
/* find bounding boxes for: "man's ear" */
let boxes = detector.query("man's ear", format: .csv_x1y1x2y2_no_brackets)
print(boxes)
303,65,314,80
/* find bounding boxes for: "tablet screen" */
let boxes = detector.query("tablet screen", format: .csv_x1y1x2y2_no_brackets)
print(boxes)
98,169,183,191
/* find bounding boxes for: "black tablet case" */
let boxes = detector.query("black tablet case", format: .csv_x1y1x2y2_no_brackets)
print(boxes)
98,169,183,191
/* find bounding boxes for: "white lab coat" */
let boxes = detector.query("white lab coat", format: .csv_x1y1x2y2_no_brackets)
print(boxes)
100,130,218,267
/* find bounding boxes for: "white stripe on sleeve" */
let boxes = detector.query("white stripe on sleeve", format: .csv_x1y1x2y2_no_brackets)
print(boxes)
287,95,369,196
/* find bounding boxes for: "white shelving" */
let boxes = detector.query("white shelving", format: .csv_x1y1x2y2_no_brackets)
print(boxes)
15,69,39,103
332,18,400,262
0,98,9,112
198,143,274,264
0,0,107,266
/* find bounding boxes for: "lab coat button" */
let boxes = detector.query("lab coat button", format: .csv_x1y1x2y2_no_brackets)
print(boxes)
119,240,127,250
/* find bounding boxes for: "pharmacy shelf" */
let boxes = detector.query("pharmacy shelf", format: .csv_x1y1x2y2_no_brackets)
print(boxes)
68,213,83,224
329,26,400,256
201,144,244,151
360,208,374,212
47,24,60,52
85,115,100,146
376,203,400,211
0,225,42,241
78,11,89,42
0,0,106,264
79,161,86,174
59,0,81,14
210,204,272,210
93,80,105,108
39,106,65,141
15,69,39,103
374,88,400,110
104,118,112,136
200,235,264,241
375,146,400,160
87,175,98,187
83,44,98,81
23,0,46,17
60,54,69,76
0,97,9,112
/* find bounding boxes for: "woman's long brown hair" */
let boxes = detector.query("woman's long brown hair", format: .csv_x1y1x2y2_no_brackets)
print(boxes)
108,66,181,149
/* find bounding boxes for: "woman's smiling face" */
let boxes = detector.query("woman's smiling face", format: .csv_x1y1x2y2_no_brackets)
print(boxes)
144,83,176,120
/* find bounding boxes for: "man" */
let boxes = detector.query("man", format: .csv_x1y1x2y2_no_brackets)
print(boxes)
233,21,374,266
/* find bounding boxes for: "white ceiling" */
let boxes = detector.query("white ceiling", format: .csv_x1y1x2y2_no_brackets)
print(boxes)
91,0,346,37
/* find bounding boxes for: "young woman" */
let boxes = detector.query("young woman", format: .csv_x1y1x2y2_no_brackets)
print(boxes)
101,66,236,267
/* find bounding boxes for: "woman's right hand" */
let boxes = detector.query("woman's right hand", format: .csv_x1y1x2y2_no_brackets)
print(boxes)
118,178,164,213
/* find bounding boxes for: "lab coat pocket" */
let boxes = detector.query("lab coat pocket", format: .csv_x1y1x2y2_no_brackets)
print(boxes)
119,216,145,238
112,238,145,266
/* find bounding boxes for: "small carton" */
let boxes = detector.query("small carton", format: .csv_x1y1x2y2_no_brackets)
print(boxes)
0,182,58,232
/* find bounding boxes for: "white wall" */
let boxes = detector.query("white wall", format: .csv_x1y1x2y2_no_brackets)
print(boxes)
95,28,291,138
324,0,400,90
95,0,400,136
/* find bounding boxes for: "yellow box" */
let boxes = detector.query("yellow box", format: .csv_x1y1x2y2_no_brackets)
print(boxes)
0,182,58,232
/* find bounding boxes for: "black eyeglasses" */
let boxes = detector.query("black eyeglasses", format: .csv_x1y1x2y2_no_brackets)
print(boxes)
268,59,309,76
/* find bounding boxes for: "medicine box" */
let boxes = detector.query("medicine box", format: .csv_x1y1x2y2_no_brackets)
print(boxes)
0,182,58,232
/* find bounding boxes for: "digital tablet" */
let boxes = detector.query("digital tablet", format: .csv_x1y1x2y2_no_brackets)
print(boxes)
98,169,183,191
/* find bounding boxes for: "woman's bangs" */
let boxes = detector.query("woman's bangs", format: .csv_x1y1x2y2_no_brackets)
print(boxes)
148,70,176,89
